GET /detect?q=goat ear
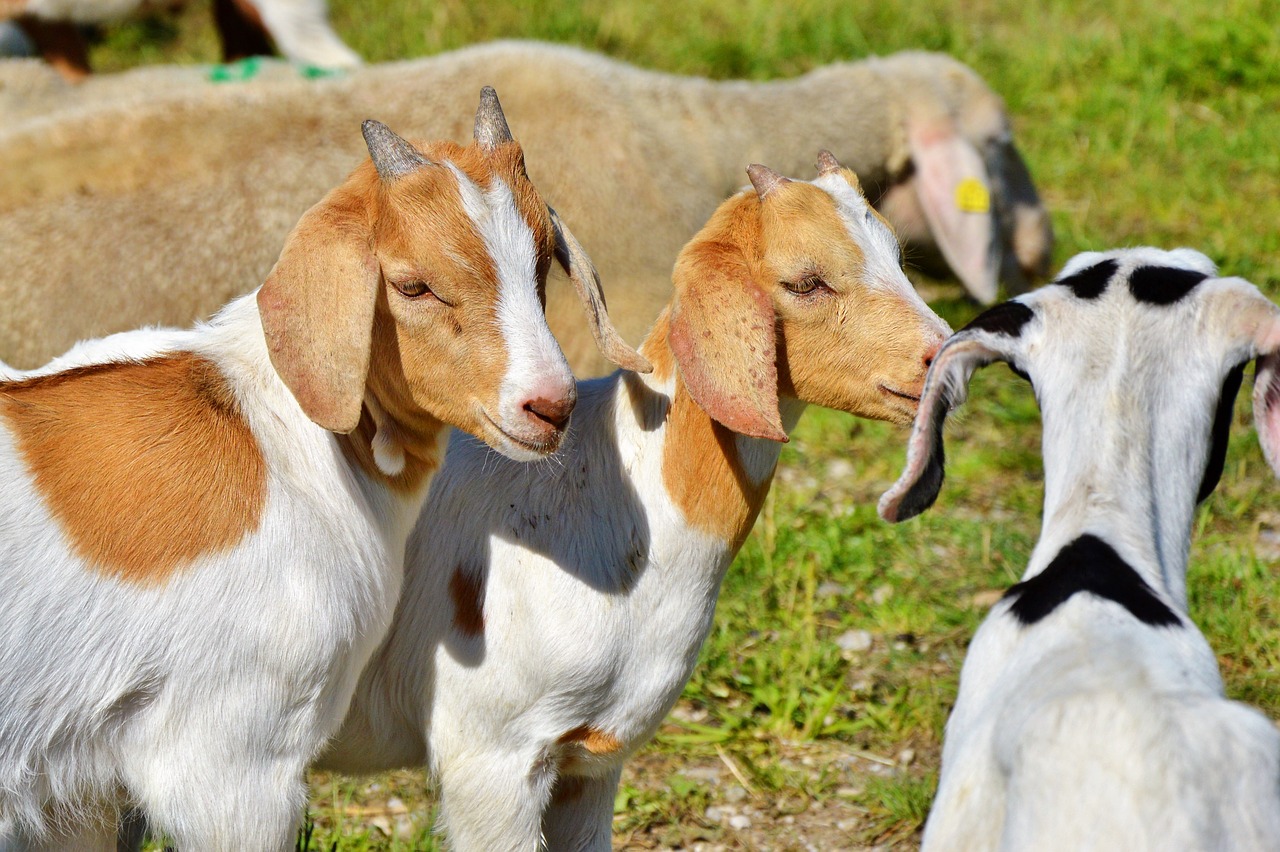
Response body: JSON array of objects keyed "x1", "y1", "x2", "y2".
[
  {"x1": 1255, "y1": 325, "x2": 1280, "y2": 478},
  {"x1": 258, "y1": 189, "x2": 379, "y2": 434},
  {"x1": 547, "y1": 205, "x2": 651, "y2": 374},
  {"x1": 907, "y1": 121, "x2": 1000, "y2": 304},
  {"x1": 668, "y1": 238, "x2": 786, "y2": 442},
  {"x1": 879, "y1": 302, "x2": 1033, "y2": 522}
]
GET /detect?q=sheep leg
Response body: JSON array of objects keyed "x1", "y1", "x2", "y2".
[
  {"x1": 541, "y1": 768, "x2": 623, "y2": 852},
  {"x1": 15, "y1": 17, "x2": 89, "y2": 82},
  {"x1": 212, "y1": 0, "x2": 274, "y2": 62},
  {"x1": 437, "y1": 752, "x2": 550, "y2": 852}
]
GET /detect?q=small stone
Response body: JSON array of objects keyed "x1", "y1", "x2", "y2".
[
  {"x1": 386, "y1": 796, "x2": 407, "y2": 814},
  {"x1": 683, "y1": 765, "x2": 723, "y2": 784},
  {"x1": 836, "y1": 629, "x2": 874, "y2": 653},
  {"x1": 897, "y1": 748, "x2": 916, "y2": 766},
  {"x1": 728, "y1": 814, "x2": 752, "y2": 830},
  {"x1": 369, "y1": 816, "x2": 392, "y2": 837},
  {"x1": 816, "y1": 581, "x2": 849, "y2": 597},
  {"x1": 724, "y1": 784, "x2": 748, "y2": 803},
  {"x1": 837, "y1": 818, "x2": 861, "y2": 831},
  {"x1": 826, "y1": 458, "x2": 855, "y2": 480},
  {"x1": 871, "y1": 584, "x2": 893, "y2": 605},
  {"x1": 704, "y1": 806, "x2": 724, "y2": 823},
  {"x1": 835, "y1": 785, "x2": 864, "y2": 798}
]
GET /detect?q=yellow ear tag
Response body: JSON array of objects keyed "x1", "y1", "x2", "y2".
[{"x1": 955, "y1": 178, "x2": 990, "y2": 214}]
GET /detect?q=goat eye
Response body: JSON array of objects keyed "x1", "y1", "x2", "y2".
[
  {"x1": 784, "y1": 275, "x2": 826, "y2": 296},
  {"x1": 393, "y1": 279, "x2": 433, "y2": 299}
]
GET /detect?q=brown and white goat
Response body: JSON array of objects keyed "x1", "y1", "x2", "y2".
[
  {"x1": 0, "y1": 90, "x2": 643, "y2": 851},
  {"x1": 317, "y1": 154, "x2": 950, "y2": 850}
]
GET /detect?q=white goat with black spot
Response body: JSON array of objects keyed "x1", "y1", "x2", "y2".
[{"x1": 880, "y1": 247, "x2": 1280, "y2": 851}]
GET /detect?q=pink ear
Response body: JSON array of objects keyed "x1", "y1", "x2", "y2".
[
  {"x1": 1256, "y1": 352, "x2": 1280, "y2": 477},
  {"x1": 668, "y1": 239, "x2": 786, "y2": 442},
  {"x1": 908, "y1": 122, "x2": 999, "y2": 304}
]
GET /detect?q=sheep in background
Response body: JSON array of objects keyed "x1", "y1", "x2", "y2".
[
  {"x1": 879, "y1": 248, "x2": 1280, "y2": 851},
  {"x1": 0, "y1": 91, "x2": 643, "y2": 851},
  {"x1": 0, "y1": 0, "x2": 359, "y2": 81},
  {"x1": 312, "y1": 154, "x2": 950, "y2": 850},
  {"x1": 0, "y1": 40, "x2": 1052, "y2": 374}
]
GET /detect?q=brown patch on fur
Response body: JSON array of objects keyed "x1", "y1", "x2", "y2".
[
  {"x1": 214, "y1": 0, "x2": 274, "y2": 62},
  {"x1": 449, "y1": 564, "x2": 485, "y2": 637},
  {"x1": 558, "y1": 725, "x2": 624, "y2": 756},
  {"x1": 661, "y1": 379, "x2": 774, "y2": 546},
  {"x1": 17, "y1": 16, "x2": 90, "y2": 82},
  {"x1": 0, "y1": 353, "x2": 267, "y2": 583}
]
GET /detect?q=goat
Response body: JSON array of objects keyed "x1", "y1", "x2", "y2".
[
  {"x1": 312, "y1": 153, "x2": 951, "y2": 850},
  {"x1": 1, "y1": 0, "x2": 359, "y2": 81},
  {"x1": 0, "y1": 40, "x2": 1051, "y2": 374},
  {"x1": 879, "y1": 248, "x2": 1280, "y2": 851},
  {"x1": 0, "y1": 89, "x2": 644, "y2": 851}
]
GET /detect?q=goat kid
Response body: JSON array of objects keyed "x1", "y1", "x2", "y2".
[
  {"x1": 880, "y1": 248, "x2": 1280, "y2": 851},
  {"x1": 0, "y1": 90, "x2": 644, "y2": 851},
  {"x1": 317, "y1": 154, "x2": 950, "y2": 850}
]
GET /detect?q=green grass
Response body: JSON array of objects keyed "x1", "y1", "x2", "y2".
[{"x1": 86, "y1": 0, "x2": 1280, "y2": 846}]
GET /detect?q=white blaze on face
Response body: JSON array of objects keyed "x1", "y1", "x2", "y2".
[
  {"x1": 813, "y1": 174, "x2": 950, "y2": 337},
  {"x1": 447, "y1": 164, "x2": 574, "y2": 441}
]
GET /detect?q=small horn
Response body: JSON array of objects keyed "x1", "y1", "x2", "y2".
[
  {"x1": 362, "y1": 120, "x2": 429, "y2": 181},
  {"x1": 747, "y1": 164, "x2": 790, "y2": 200},
  {"x1": 474, "y1": 86, "x2": 514, "y2": 151},
  {"x1": 816, "y1": 149, "x2": 843, "y2": 176}
]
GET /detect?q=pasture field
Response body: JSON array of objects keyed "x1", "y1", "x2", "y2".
[{"x1": 88, "y1": 0, "x2": 1280, "y2": 847}]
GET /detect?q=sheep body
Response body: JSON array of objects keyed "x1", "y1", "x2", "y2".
[
  {"x1": 0, "y1": 40, "x2": 1050, "y2": 373},
  {"x1": 880, "y1": 248, "x2": 1280, "y2": 851}
]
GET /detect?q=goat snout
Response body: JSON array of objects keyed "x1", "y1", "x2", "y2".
[{"x1": 522, "y1": 390, "x2": 576, "y2": 431}]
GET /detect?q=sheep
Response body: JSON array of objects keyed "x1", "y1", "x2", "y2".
[
  {"x1": 302, "y1": 153, "x2": 952, "y2": 850},
  {"x1": 0, "y1": 40, "x2": 1051, "y2": 375},
  {"x1": 878, "y1": 248, "x2": 1280, "y2": 851},
  {"x1": 0, "y1": 89, "x2": 645, "y2": 851},
  {"x1": 1, "y1": 0, "x2": 360, "y2": 81}
]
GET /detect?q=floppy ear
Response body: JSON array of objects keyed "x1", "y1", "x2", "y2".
[
  {"x1": 258, "y1": 188, "x2": 379, "y2": 434},
  {"x1": 879, "y1": 301, "x2": 1033, "y2": 522},
  {"x1": 1254, "y1": 321, "x2": 1280, "y2": 477},
  {"x1": 547, "y1": 205, "x2": 652, "y2": 374},
  {"x1": 907, "y1": 120, "x2": 1000, "y2": 304},
  {"x1": 668, "y1": 236, "x2": 786, "y2": 442}
]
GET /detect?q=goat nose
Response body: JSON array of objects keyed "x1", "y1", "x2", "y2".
[
  {"x1": 523, "y1": 392, "x2": 576, "y2": 430},
  {"x1": 923, "y1": 340, "x2": 944, "y2": 369}
]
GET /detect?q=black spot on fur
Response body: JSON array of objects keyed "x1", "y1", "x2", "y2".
[
  {"x1": 894, "y1": 389, "x2": 950, "y2": 521},
  {"x1": 961, "y1": 301, "x2": 1034, "y2": 338},
  {"x1": 1128, "y1": 266, "x2": 1209, "y2": 305},
  {"x1": 1056, "y1": 259, "x2": 1119, "y2": 300},
  {"x1": 1003, "y1": 535, "x2": 1181, "y2": 628},
  {"x1": 1197, "y1": 362, "x2": 1246, "y2": 502}
]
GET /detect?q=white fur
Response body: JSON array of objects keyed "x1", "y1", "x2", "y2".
[
  {"x1": 317, "y1": 178, "x2": 950, "y2": 850},
  {"x1": 0, "y1": 149, "x2": 569, "y2": 851},
  {"x1": 889, "y1": 248, "x2": 1280, "y2": 851}
]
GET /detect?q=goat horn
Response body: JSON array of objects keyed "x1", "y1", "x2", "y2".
[
  {"x1": 816, "y1": 149, "x2": 843, "y2": 176},
  {"x1": 747, "y1": 164, "x2": 790, "y2": 199},
  {"x1": 474, "y1": 86, "x2": 514, "y2": 151},
  {"x1": 361, "y1": 120, "x2": 429, "y2": 181}
]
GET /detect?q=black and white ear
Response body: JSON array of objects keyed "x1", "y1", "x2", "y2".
[
  {"x1": 1208, "y1": 278, "x2": 1280, "y2": 480},
  {"x1": 878, "y1": 301, "x2": 1034, "y2": 522}
]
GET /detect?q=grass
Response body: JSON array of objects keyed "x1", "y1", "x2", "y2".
[{"x1": 87, "y1": 0, "x2": 1280, "y2": 846}]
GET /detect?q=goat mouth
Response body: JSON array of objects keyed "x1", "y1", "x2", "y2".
[
  {"x1": 480, "y1": 410, "x2": 562, "y2": 460},
  {"x1": 879, "y1": 384, "x2": 922, "y2": 404}
]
